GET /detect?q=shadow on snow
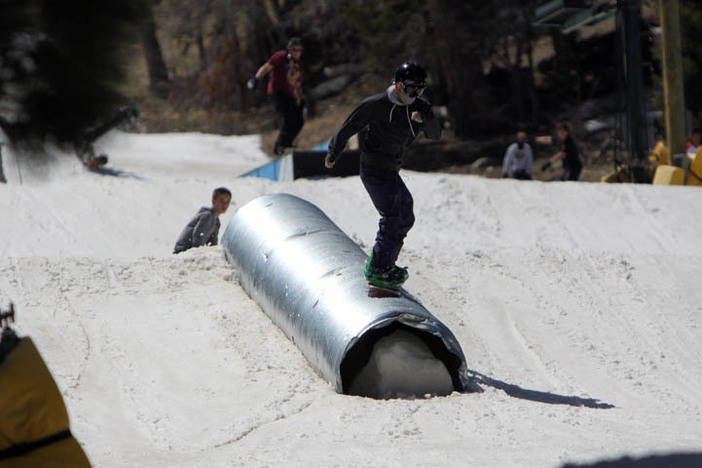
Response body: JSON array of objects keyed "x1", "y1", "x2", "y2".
[
  {"x1": 468, "y1": 369, "x2": 615, "y2": 409},
  {"x1": 561, "y1": 452, "x2": 702, "y2": 467}
]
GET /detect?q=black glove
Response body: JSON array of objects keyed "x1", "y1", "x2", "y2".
[
  {"x1": 324, "y1": 153, "x2": 336, "y2": 169},
  {"x1": 247, "y1": 77, "x2": 258, "y2": 91},
  {"x1": 541, "y1": 161, "x2": 552, "y2": 171}
]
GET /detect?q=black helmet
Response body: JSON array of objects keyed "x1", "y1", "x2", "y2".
[
  {"x1": 287, "y1": 37, "x2": 302, "y2": 49},
  {"x1": 394, "y1": 61, "x2": 427, "y2": 83}
]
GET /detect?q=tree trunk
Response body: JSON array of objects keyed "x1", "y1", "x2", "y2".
[
  {"x1": 428, "y1": 0, "x2": 491, "y2": 138},
  {"x1": 526, "y1": 39, "x2": 540, "y2": 126},
  {"x1": 658, "y1": 0, "x2": 687, "y2": 157},
  {"x1": 510, "y1": 38, "x2": 525, "y2": 124},
  {"x1": 197, "y1": 27, "x2": 206, "y2": 70},
  {"x1": 141, "y1": 1, "x2": 171, "y2": 98}
]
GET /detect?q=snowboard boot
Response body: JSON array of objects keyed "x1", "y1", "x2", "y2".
[
  {"x1": 389, "y1": 264, "x2": 408, "y2": 283},
  {"x1": 364, "y1": 251, "x2": 408, "y2": 290},
  {"x1": 274, "y1": 143, "x2": 297, "y2": 156}
]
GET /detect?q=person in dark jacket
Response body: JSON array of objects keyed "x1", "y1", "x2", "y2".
[
  {"x1": 249, "y1": 37, "x2": 304, "y2": 156},
  {"x1": 536, "y1": 123, "x2": 583, "y2": 181},
  {"x1": 173, "y1": 187, "x2": 231, "y2": 254},
  {"x1": 325, "y1": 62, "x2": 441, "y2": 290}
]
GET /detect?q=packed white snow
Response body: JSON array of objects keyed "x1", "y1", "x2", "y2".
[
  {"x1": 348, "y1": 329, "x2": 454, "y2": 399},
  {"x1": 1, "y1": 129, "x2": 702, "y2": 468}
]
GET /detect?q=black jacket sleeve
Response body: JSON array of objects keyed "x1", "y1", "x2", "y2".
[
  {"x1": 327, "y1": 99, "x2": 374, "y2": 163},
  {"x1": 415, "y1": 99, "x2": 441, "y2": 140}
]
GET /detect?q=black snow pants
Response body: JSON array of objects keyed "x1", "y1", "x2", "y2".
[
  {"x1": 271, "y1": 91, "x2": 304, "y2": 149},
  {"x1": 360, "y1": 163, "x2": 415, "y2": 271}
]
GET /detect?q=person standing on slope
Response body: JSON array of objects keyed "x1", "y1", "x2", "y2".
[
  {"x1": 536, "y1": 123, "x2": 583, "y2": 181},
  {"x1": 249, "y1": 37, "x2": 305, "y2": 156},
  {"x1": 324, "y1": 61, "x2": 441, "y2": 291}
]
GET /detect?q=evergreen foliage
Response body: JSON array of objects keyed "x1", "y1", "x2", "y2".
[
  {"x1": 0, "y1": 0, "x2": 143, "y2": 147},
  {"x1": 341, "y1": 0, "x2": 432, "y2": 74},
  {"x1": 3, "y1": 0, "x2": 702, "y2": 145},
  {"x1": 680, "y1": 0, "x2": 702, "y2": 126}
]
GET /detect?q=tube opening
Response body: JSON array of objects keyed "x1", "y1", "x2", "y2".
[{"x1": 340, "y1": 322, "x2": 464, "y2": 399}]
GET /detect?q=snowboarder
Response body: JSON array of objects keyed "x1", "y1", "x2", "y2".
[
  {"x1": 324, "y1": 61, "x2": 441, "y2": 290},
  {"x1": 248, "y1": 37, "x2": 305, "y2": 156},
  {"x1": 75, "y1": 105, "x2": 139, "y2": 170}
]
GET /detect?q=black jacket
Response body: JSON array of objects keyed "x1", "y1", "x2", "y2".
[
  {"x1": 327, "y1": 87, "x2": 441, "y2": 172},
  {"x1": 561, "y1": 134, "x2": 582, "y2": 170}
]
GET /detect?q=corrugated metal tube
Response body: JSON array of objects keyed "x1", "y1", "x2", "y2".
[{"x1": 221, "y1": 193, "x2": 476, "y2": 396}]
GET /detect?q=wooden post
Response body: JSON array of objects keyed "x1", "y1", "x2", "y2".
[{"x1": 658, "y1": 0, "x2": 687, "y2": 158}]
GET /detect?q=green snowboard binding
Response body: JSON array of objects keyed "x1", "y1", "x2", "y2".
[{"x1": 364, "y1": 251, "x2": 408, "y2": 291}]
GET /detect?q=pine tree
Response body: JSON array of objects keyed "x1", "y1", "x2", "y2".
[{"x1": 0, "y1": 0, "x2": 142, "y2": 148}]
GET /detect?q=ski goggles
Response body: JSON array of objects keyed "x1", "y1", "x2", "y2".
[{"x1": 402, "y1": 81, "x2": 426, "y2": 97}]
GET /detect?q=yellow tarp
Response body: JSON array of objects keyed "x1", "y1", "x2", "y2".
[
  {"x1": 652, "y1": 165, "x2": 685, "y2": 185},
  {"x1": 649, "y1": 141, "x2": 670, "y2": 167},
  {"x1": 0, "y1": 337, "x2": 91, "y2": 467},
  {"x1": 687, "y1": 150, "x2": 702, "y2": 186}
]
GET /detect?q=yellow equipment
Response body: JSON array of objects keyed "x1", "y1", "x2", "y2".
[
  {"x1": 0, "y1": 305, "x2": 91, "y2": 467},
  {"x1": 687, "y1": 149, "x2": 702, "y2": 186},
  {"x1": 652, "y1": 165, "x2": 685, "y2": 185}
]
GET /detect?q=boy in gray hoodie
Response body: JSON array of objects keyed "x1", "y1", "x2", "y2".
[{"x1": 173, "y1": 187, "x2": 231, "y2": 254}]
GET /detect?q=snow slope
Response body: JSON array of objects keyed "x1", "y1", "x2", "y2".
[{"x1": 1, "y1": 131, "x2": 701, "y2": 467}]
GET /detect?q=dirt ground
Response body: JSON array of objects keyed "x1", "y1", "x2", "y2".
[{"x1": 133, "y1": 76, "x2": 619, "y2": 184}]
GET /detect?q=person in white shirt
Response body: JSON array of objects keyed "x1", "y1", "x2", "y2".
[{"x1": 502, "y1": 131, "x2": 534, "y2": 180}]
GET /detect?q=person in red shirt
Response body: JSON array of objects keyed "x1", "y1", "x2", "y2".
[{"x1": 249, "y1": 37, "x2": 305, "y2": 156}]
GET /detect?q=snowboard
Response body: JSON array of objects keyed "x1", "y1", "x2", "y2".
[{"x1": 366, "y1": 284, "x2": 402, "y2": 298}]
